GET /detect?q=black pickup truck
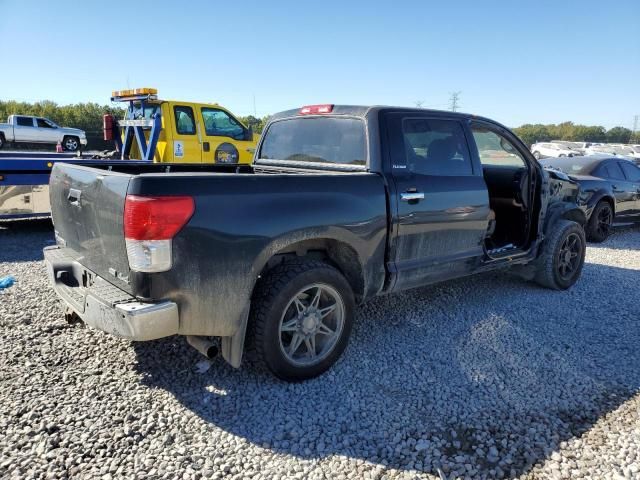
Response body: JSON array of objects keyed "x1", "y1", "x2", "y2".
[{"x1": 44, "y1": 105, "x2": 587, "y2": 380}]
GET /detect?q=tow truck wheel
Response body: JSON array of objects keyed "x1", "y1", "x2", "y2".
[
  {"x1": 535, "y1": 220, "x2": 586, "y2": 290},
  {"x1": 250, "y1": 260, "x2": 355, "y2": 381},
  {"x1": 63, "y1": 136, "x2": 80, "y2": 152},
  {"x1": 0, "y1": 133, "x2": 5, "y2": 149}
]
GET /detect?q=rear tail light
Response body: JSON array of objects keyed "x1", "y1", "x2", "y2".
[
  {"x1": 299, "y1": 104, "x2": 334, "y2": 115},
  {"x1": 124, "y1": 195, "x2": 194, "y2": 272}
]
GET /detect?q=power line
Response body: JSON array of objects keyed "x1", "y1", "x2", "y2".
[{"x1": 449, "y1": 91, "x2": 461, "y2": 112}]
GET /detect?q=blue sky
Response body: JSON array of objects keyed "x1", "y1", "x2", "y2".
[{"x1": 1, "y1": 0, "x2": 638, "y2": 128}]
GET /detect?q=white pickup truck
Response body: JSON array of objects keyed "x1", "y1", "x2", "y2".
[{"x1": 0, "y1": 115, "x2": 87, "y2": 151}]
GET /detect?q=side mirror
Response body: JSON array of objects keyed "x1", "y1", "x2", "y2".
[{"x1": 244, "y1": 126, "x2": 254, "y2": 141}]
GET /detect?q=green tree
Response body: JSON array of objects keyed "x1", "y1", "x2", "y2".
[{"x1": 606, "y1": 126, "x2": 632, "y2": 144}]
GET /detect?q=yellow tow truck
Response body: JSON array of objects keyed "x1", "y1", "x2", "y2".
[{"x1": 108, "y1": 88, "x2": 257, "y2": 164}]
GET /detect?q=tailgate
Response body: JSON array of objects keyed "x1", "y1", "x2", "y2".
[{"x1": 50, "y1": 163, "x2": 133, "y2": 292}]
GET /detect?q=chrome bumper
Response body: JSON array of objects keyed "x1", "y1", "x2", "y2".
[{"x1": 44, "y1": 246, "x2": 179, "y2": 340}]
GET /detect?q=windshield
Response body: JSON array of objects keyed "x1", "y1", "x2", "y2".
[{"x1": 259, "y1": 117, "x2": 366, "y2": 167}]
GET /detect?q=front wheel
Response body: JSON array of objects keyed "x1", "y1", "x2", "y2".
[
  {"x1": 533, "y1": 151, "x2": 541, "y2": 160},
  {"x1": 535, "y1": 220, "x2": 586, "y2": 290},
  {"x1": 0, "y1": 134, "x2": 5, "y2": 149},
  {"x1": 62, "y1": 136, "x2": 80, "y2": 152},
  {"x1": 586, "y1": 200, "x2": 613, "y2": 243},
  {"x1": 250, "y1": 260, "x2": 355, "y2": 381}
]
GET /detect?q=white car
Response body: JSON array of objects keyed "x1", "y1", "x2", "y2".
[
  {"x1": 586, "y1": 144, "x2": 640, "y2": 159},
  {"x1": 0, "y1": 115, "x2": 87, "y2": 151},
  {"x1": 531, "y1": 142, "x2": 579, "y2": 159}
]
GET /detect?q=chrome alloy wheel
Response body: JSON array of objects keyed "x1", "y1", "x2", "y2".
[{"x1": 278, "y1": 283, "x2": 345, "y2": 367}]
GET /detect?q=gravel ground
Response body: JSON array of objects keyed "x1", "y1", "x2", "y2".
[{"x1": 1, "y1": 219, "x2": 639, "y2": 480}]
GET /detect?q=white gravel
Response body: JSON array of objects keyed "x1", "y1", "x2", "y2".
[{"x1": 1, "y1": 219, "x2": 639, "y2": 480}]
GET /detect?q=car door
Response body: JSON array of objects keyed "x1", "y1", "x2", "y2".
[
  {"x1": 198, "y1": 107, "x2": 254, "y2": 164},
  {"x1": 605, "y1": 161, "x2": 636, "y2": 217},
  {"x1": 385, "y1": 113, "x2": 491, "y2": 291},
  {"x1": 35, "y1": 118, "x2": 59, "y2": 143},
  {"x1": 13, "y1": 116, "x2": 36, "y2": 142},
  {"x1": 618, "y1": 161, "x2": 640, "y2": 215},
  {"x1": 170, "y1": 104, "x2": 202, "y2": 163}
]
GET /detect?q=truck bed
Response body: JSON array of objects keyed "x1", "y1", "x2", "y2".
[{"x1": 48, "y1": 162, "x2": 388, "y2": 347}]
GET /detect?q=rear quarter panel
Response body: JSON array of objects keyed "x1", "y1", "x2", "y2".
[{"x1": 128, "y1": 172, "x2": 388, "y2": 337}]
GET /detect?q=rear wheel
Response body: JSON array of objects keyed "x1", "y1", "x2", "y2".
[
  {"x1": 250, "y1": 260, "x2": 355, "y2": 381},
  {"x1": 535, "y1": 220, "x2": 586, "y2": 290},
  {"x1": 586, "y1": 200, "x2": 613, "y2": 243},
  {"x1": 63, "y1": 136, "x2": 80, "y2": 151}
]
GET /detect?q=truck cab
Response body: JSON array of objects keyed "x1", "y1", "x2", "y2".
[{"x1": 111, "y1": 88, "x2": 258, "y2": 164}]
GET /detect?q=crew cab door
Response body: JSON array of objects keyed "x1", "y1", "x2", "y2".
[
  {"x1": 13, "y1": 116, "x2": 37, "y2": 141},
  {"x1": 384, "y1": 113, "x2": 491, "y2": 291},
  {"x1": 169, "y1": 104, "x2": 202, "y2": 163},
  {"x1": 35, "y1": 118, "x2": 59, "y2": 143},
  {"x1": 198, "y1": 107, "x2": 254, "y2": 164}
]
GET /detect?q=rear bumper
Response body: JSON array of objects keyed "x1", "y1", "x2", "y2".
[{"x1": 43, "y1": 246, "x2": 178, "y2": 340}]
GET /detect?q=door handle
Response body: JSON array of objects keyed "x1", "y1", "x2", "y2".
[
  {"x1": 400, "y1": 192, "x2": 425, "y2": 202},
  {"x1": 203, "y1": 142, "x2": 210, "y2": 152}
]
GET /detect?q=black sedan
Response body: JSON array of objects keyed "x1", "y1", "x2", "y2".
[{"x1": 540, "y1": 155, "x2": 640, "y2": 242}]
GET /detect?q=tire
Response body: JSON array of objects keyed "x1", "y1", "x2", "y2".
[
  {"x1": 250, "y1": 260, "x2": 355, "y2": 381},
  {"x1": 586, "y1": 200, "x2": 613, "y2": 243},
  {"x1": 534, "y1": 219, "x2": 586, "y2": 290},
  {"x1": 62, "y1": 136, "x2": 80, "y2": 152},
  {"x1": 559, "y1": 154, "x2": 566, "y2": 157},
  {"x1": 0, "y1": 134, "x2": 5, "y2": 149},
  {"x1": 533, "y1": 151, "x2": 541, "y2": 160}
]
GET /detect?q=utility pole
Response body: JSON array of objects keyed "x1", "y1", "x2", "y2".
[
  {"x1": 253, "y1": 94, "x2": 257, "y2": 117},
  {"x1": 449, "y1": 91, "x2": 461, "y2": 112},
  {"x1": 632, "y1": 115, "x2": 639, "y2": 143}
]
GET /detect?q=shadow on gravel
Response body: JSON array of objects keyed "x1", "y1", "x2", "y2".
[
  {"x1": 133, "y1": 260, "x2": 640, "y2": 479},
  {"x1": 0, "y1": 218, "x2": 54, "y2": 262}
]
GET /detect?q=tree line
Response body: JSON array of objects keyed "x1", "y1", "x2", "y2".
[
  {"x1": 512, "y1": 122, "x2": 637, "y2": 147},
  {"x1": 1, "y1": 100, "x2": 636, "y2": 150}
]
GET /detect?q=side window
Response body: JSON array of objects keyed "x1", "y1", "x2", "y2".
[
  {"x1": 471, "y1": 127, "x2": 527, "y2": 167},
  {"x1": 36, "y1": 118, "x2": 53, "y2": 128},
  {"x1": 605, "y1": 162, "x2": 626, "y2": 181},
  {"x1": 173, "y1": 106, "x2": 196, "y2": 135},
  {"x1": 16, "y1": 117, "x2": 34, "y2": 127},
  {"x1": 619, "y1": 162, "x2": 640, "y2": 182},
  {"x1": 402, "y1": 118, "x2": 472, "y2": 175},
  {"x1": 201, "y1": 108, "x2": 245, "y2": 139}
]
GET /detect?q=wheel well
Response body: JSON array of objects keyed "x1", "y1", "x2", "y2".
[
  {"x1": 597, "y1": 196, "x2": 615, "y2": 215},
  {"x1": 259, "y1": 239, "x2": 365, "y2": 300},
  {"x1": 561, "y1": 208, "x2": 586, "y2": 226}
]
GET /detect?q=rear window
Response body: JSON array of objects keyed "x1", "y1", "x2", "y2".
[{"x1": 258, "y1": 117, "x2": 366, "y2": 167}]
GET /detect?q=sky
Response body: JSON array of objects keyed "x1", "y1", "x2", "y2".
[{"x1": 1, "y1": 0, "x2": 639, "y2": 129}]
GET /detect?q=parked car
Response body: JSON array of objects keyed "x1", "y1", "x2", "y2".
[
  {"x1": 585, "y1": 144, "x2": 640, "y2": 159},
  {"x1": 540, "y1": 155, "x2": 640, "y2": 242},
  {"x1": 44, "y1": 105, "x2": 587, "y2": 381},
  {"x1": 551, "y1": 140, "x2": 590, "y2": 155},
  {"x1": 0, "y1": 115, "x2": 87, "y2": 151},
  {"x1": 531, "y1": 142, "x2": 579, "y2": 159}
]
